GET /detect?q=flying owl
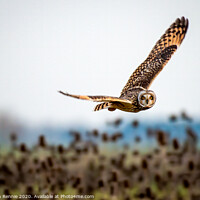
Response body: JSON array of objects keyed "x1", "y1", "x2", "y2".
[{"x1": 59, "y1": 17, "x2": 188, "y2": 113}]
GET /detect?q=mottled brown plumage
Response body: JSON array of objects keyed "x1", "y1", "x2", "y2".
[
  {"x1": 59, "y1": 17, "x2": 188, "y2": 113},
  {"x1": 121, "y1": 17, "x2": 188, "y2": 93}
]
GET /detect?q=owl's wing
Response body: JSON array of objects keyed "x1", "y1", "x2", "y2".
[
  {"x1": 121, "y1": 17, "x2": 188, "y2": 95},
  {"x1": 59, "y1": 91, "x2": 132, "y2": 104}
]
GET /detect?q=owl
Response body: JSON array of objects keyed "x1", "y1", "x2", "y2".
[{"x1": 59, "y1": 17, "x2": 188, "y2": 113}]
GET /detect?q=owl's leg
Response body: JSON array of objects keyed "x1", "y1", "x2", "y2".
[
  {"x1": 94, "y1": 103, "x2": 117, "y2": 112},
  {"x1": 108, "y1": 108, "x2": 116, "y2": 111}
]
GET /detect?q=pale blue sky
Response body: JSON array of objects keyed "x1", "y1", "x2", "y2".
[{"x1": 0, "y1": 0, "x2": 200, "y2": 125}]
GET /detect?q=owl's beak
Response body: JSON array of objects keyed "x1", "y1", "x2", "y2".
[{"x1": 146, "y1": 99, "x2": 149, "y2": 104}]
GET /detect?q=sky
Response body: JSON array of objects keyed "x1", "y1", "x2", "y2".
[{"x1": 0, "y1": 0, "x2": 200, "y2": 126}]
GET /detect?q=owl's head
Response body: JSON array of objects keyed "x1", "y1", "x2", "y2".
[{"x1": 138, "y1": 90, "x2": 156, "y2": 108}]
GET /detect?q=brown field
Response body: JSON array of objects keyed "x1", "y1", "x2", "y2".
[{"x1": 0, "y1": 115, "x2": 200, "y2": 200}]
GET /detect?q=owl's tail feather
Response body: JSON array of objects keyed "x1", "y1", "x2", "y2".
[{"x1": 94, "y1": 103, "x2": 116, "y2": 112}]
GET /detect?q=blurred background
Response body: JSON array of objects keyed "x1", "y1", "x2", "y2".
[
  {"x1": 0, "y1": 0, "x2": 200, "y2": 199},
  {"x1": 0, "y1": 0, "x2": 200, "y2": 125}
]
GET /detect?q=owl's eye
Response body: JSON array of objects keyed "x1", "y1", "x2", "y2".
[
  {"x1": 141, "y1": 96, "x2": 145, "y2": 100},
  {"x1": 150, "y1": 96, "x2": 154, "y2": 100}
]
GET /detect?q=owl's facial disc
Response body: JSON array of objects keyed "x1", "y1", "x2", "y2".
[{"x1": 138, "y1": 90, "x2": 156, "y2": 108}]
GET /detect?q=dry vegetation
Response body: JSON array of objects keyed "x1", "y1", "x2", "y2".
[{"x1": 0, "y1": 113, "x2": 199, "y2": 200}]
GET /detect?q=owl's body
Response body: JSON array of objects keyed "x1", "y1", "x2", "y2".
[
  {"x1": 107, "y1": 87, "x2": 153, "y2": 113},
  {"x1": 94, "y1": 87, "x2": 147, "y2": 113},
  {"x1": 59, "y1": 17, "x2": 188, "y2": 113}
]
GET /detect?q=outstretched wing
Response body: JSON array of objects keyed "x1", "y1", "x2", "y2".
[
  {"x1": 59, "y1": 91, "x2": 132, "y2": 104},
  {"x1": 121, "y1": 17, "x2": 188, "y2": 95}
]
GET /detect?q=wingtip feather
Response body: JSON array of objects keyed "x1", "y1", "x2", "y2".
[{"x1": 58, "y1": 90, "x2": 68, "y2": 96}]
